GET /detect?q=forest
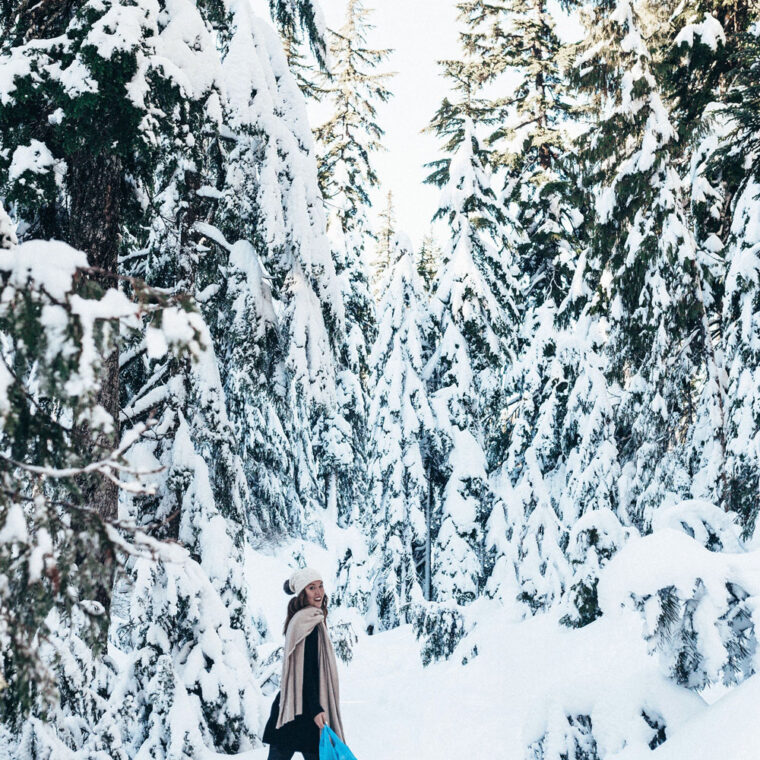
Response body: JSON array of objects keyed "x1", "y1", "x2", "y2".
[{"x1": 0, "y1": 0, "x2": 759, "y2": 758}]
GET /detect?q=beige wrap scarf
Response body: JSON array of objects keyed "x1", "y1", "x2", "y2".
[{"x1": 276, "y1": 606, "x2": 345, "y2": 742}]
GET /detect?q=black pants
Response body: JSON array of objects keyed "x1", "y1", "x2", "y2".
[{"x1": 266, "y1": 745, "x2": 318, "y2": 760}]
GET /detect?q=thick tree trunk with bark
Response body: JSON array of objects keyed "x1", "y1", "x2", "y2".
[
  {"x1": 69, "y1": 152, "x2": 123, "y2": 523},
  {"x1": 67, "y1": 152, "x2": 123, "y2": 617}
]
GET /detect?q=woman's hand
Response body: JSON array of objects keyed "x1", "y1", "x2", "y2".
[{"x1": 313, "y1": 711, "x2": 327, "y2": 729}]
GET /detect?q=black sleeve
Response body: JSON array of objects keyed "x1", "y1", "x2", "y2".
[{"x1": 302, "y1": 626, "x2": 324, "y2": 719}]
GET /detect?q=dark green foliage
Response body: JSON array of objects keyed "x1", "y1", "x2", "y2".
[
  {"x1": 560, "y1": 578, "x2": 601, "y2": 629},
  {"x1": 721, "y1": 28, "x2": 760, "y2": 185},
  {"x1": 0, "y1": 232, "x2": 200, "y2": 723},
  {"x1": 269, "y1": 0, "x2": 327, "y2": 66},
  {"x1": 528, "y1": 713, "x2": 599, "y2": 760},
  {"x1": 664, "y1": 0, "x2": 753, "y2": 148},
  {"x1": 642, "y1": 710, "x2": 667, "y2": 750},
  {"x1": 0, "y1": 1, "x2": 158, "y2": 245},
  {"x1": 413, "y1": 602, "x2": 467, "y2": 666}
]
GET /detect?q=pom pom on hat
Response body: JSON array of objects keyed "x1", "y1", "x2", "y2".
[{"x1": 284, "y1": 567, "x2": 323, "y2": 597}]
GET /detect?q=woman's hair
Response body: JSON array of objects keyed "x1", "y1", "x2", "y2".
[{"x1": 283, "y1": 585, "x2": 329, "y2": 635}]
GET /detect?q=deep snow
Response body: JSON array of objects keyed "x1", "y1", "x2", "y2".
[{"x1": 198, "y1": 527, "x2": 760, "y2": 760}]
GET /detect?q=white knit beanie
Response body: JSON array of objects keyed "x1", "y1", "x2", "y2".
[{"x1": 285, "y1": 567, "x2": 323, "y2": 597}]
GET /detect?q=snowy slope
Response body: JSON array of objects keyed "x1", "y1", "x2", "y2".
[
  {"x1": 224, "y1": 535, "x2": 716, "y2": 760},
  {"x1": 616, "y1": 675, "x2": 760, "y2": 760}
]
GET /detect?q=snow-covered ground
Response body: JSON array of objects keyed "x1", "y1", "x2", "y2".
[
  {"x1": 335, "y1": 611, "x2": 701, "y2": 760},
  {"x1": 196, "y1": 529, "x2": 760, "y2": 760},
  {"x1": 618, "y1": 674, "x2": 760, "y2": 760}
]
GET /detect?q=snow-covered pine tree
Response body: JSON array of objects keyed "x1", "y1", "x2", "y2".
[
  {"x1": 0, "y1": 0, "x2": 351, "y2": 753},
  {"x1": 0, "y1": 201, "x2": 203, "y2": 745},
  {"x1": 0, "y1": 2, "x2": 214, "y2": 732},
  {"x1": 0, "y1": 1, "x2": 268, "y2": 754},
  {"x1": 169, "y1": 0, "x2": 335, "y2": 542},
  {"x1": 315, "y1": 0, "x2": 392, "y2": 235},
  {"x1": 314, "y1": 0, "x2": 392, "y2": 529},
  {"x1": 660, "y1": 2, "x2": 756, "y2": 514},
  {"x1": 470, "y1": 0, "x2": 621, "y2": 616},
  {"x1": 371, "y1": 189, "x2": 397, "y2": 288},
  {"x1": 500, "y1": 305, "x2": 625, "y2": 619},
  {"x1": 366, "y1": 232, "x2": 438, "y2": 631},
  {"x1": 424, "y1": 57, "x2": 520, "y2": 609},
  {"x1": 664, "y1": 5, "x2": 760, "y2": 533},
  {"x1": 721, "y1": 19, "x2": 760, "y2": 536},
  {"x1": 114, "y1": 0, "x2": 354, "y2": 750},
  {"x1": 114, "y1": 4, "x2": 353, "y2": 752},
  {"x1": 417, "y1": 232, "x2": 441, "y2": 292},
  {"x1": 268, "y1": 0, "x2": 328, "y2": 67},
  {"x1": 490, "y1": 0, "x2": 576, "y2": 300},
  {"x1": 0, "y1": 0, "x2": 162, "y2": 531},
  {"x1": 572, "y1": 0, "x2": 719, "y2": 531}
]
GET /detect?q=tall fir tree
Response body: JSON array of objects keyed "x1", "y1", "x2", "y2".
[
  {"x1": 475, "y1": 0, "x2": 618, "y2": 614},
  {"x1": 0, "y1": 0, "x2": 353, "y2": 754},
  {"x1": 659, "y1": 1, "x2": 755, "y2": 515},
  {"x1": 371, "y1": 189, "x2": 397, "y2": 287},
  {"x1": 720, "y1": 17, "x2": 760, "y2": 535},
  {"x1": 424, "y1": 51, "x2": 521, "y2": 607},
  {"x1": 366, "y1": 232, "x2": 439, "y2": 630},
  {"x1": 572, "y1": 0, "x2": 720, "y2": 531},
  {"x1": 314, "y1": 0, "x2": 392, "y2": 529}
]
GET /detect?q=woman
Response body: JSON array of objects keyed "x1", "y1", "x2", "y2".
[{"x1": 262, "y1": 567, "x2": 346, "y2": 760}]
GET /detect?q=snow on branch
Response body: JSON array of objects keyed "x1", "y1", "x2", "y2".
[{"x1": 598, "y1": 516, "x2": 760, "y2": 689}]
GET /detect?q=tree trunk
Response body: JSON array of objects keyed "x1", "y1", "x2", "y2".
[
  {"x1": 69, "y1": 151, "x2": 123, "y2": 523},
  {"x1": 68, "y1": 151, "x2": 123, "y2": 614}
]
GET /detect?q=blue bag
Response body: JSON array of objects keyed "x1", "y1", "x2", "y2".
[{"x1": 319, "y1": 725, "x2": 359, "y2": 760}]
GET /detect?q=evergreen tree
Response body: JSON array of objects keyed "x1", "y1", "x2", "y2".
[
  {"x1": 372, "y1": 189, "x2": 397, "y2": 287},
  {"x1": 724, "y1": 185, "x2": 760, "y2": 536},
  {"x1": 105, "y1": 550, "x2": 262, "y2": 756},
  {"x1": 0, "y1": 0, "x2": 348, "y2": 753},
  {"x1": 366, "y1": 233, "x2": 438, "y2": 630},
  {"x1": 417, "y1": 232, "x2": 440, "y2": 291},
  {"x1": 314, "y1": 0, "x2": 392, "y2": 528},
  {"x1": 424, "y1": 52, "x2": 520, "y2": 606},
  {"x1": 491, "y1": 0, "x2": 578, "y2": 307},
  {"x1": 704, "y1": 11, "x2": 760, "y2": 533},
  {"x1": 0, "y1": 0, "x2": 205, "y2": 726},
  {"x1": 573, "y1": 0, "x2": 717, "y2": 530},
  {"x1": 315, "y1": 0, "x2": 392, "y2": 235},
  {"x1": 474, "y1": 0, "x2": 620, "y2": 614},
  {"x1": 0, "y1": 202, "x2": 202, "y2": 738},
  {"x1": 457, "y1": 0, "x2": 511, "y2": 88},
  {"x1": 0, "y1": 0, "x2": 162, "y2": 529},
  {"x1": 280, "y1": 23, "x2": 328, "y2": 101},
  {"x1": 501, "y1": 304, "x2": 624, "y2": 615},
  {"x1": 662, "y1": 1, "x2": 755, "y2": 514},
  {"x1": 268, "y1": 0, "x2": 328, "y2": 67}
]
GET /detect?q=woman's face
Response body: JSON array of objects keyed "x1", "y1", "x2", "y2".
[{"x1": 304, "y1": 580, "x2": 324, "y2": 608}]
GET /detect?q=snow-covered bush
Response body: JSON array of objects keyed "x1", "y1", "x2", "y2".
[
  {"x1": 107, "y1": 555, "x2": 263, "y2": 756},
  {"x1": 412, "y1": 601, "x2": 467, "y2": 666},
  {"x1": 599, "y1": 527, "x2": 760, "y2": 690},
  {"x1": 561, "y1": 508, "x2": 634, "y2": 628},
  {"x1": 527, "y1": 713, "x2": 598, "y2": 760}
]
